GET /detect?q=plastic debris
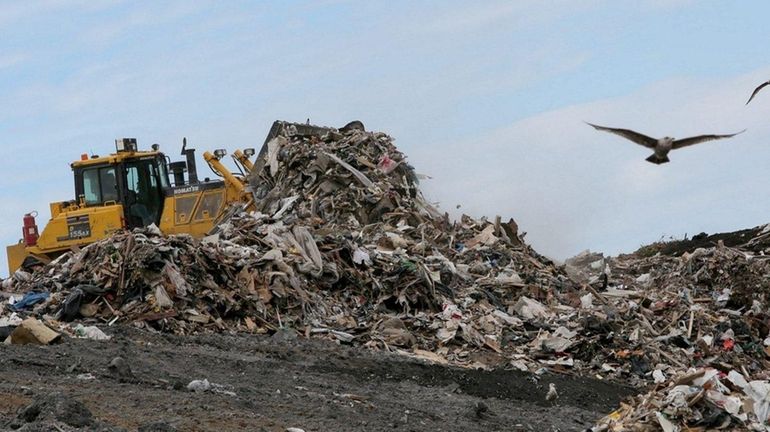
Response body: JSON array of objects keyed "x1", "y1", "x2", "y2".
[
  {"x1": 187, "y1": 379, "x2": 236, "y2": 396},
  {"x1": 74, "y1": 324, "x2": 111, "y2": 341},
  {"x1": 0, "y1": 312, "x2": 23, "y2": 327},
  {"x1": 187, "y1": 379, "x2": 211, "y2": 393},
  {"x1": 8, "y1": 291, "x2": 49, "y2": 311}
]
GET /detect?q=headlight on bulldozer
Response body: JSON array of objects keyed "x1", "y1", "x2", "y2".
[
  {"x1": 213, "y1": 149, "x2": 227, "y2": 160},
  {"x1": 243, "y1": 148, "x2": 255, "y2": 157}
]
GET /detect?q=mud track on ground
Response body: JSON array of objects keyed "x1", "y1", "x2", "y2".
[{"x1": 0, "y1": 327, "x2": 635, "y2": 431}]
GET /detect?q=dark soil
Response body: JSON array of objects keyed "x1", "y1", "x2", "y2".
[
  {"x1": 0, "y1": 326, "x2": 636, "y2": 431},
  {"x1": 630, "y1": 225, "x2": 768, "y2": 257}
]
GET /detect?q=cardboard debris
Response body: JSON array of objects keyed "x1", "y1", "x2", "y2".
[{"x1": 7, "y1": 318, "x2": 60, "y2": 345}]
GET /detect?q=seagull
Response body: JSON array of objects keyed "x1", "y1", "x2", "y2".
[
  {"x1": 546, "y1": 383, "x2": 558, "y2": 402},
  {"x1": 747, "y1": 80, "x2": 770, "y2": 105},
  {"x1": 586, "y1": 122, "x2": 745, "y2": 164}
]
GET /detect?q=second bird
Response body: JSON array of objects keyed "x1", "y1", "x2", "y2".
[{"x1": 586, "y1": 122, "x2": 745, "y2": 164}]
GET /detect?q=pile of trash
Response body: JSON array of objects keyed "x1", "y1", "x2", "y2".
[
  {"x1": 584, "y1": 236, "x2": 770, "y2": 432},
  {"x1": 1, "y1": 125, "x2": 576, "y2": 369},
  {"x1": 592, "y1": 367, "x2": 770, "y2": 431},
  {"x1": 4, "y1": 123, "x2": 770, "y2": 414},
  {"x1": 569, "y1": 234, "x2": 770, "y2": 429},
  {"x1": 5, "y1": 123, "x2": 770, "y2": 427},
  {"x1": 563, "y1": 239, "x2": 770, "y2": 386}
]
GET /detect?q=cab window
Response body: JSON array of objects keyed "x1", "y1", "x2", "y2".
[
  {"x1": 124, "y1": 159, "x2": 163, "y2": 227},
  {"x1": 157, "y1": 160, "x2": 170, "y2": 189},
  {"x1": 82, "y1": 166, "x2": 117, "y2": 205}
]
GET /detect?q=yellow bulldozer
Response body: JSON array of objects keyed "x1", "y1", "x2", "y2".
[{"x1": 6, "y1": 120, "x2": 354, "y2": 274}]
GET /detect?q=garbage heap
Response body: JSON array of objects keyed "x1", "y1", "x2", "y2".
[
  {"x1": 592, "y1": 367, "x2": 770, "y2": 431},
  {"x1": 6, "y1": 123, "x2": 770, "y2": 417},
  {"x1": 577, "y1": 235, "x2": 770, "y2": 430},
  {"x1": 2, "y1": 126, "x2": 577, "y2": 368}
]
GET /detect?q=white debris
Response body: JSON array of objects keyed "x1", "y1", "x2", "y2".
[
  {"x1": 655, "y1": 411, "x2": 679, "y2": 432},
  {"x1": 652, "y1": 369, "x2": 666, "y2": 384},
  {"x1": 512, "y1": 297, "x2": 550, "y2": 320},
  {"x1": 580, "y1": 293, "x2": 595, "y2": 309},
  {"x1": 0, "y1": 312, "x2": 23, "y2": 327},
  {"x1": 187, "y1": 379, "x2": 211, "y2": 392},
  {"x1": 635, "y1": 273, "x2": 651, "y2": 284},
  {"x1": 74, "y1": 324, "x2": 111, "y2": 341},
  {"x1": 352, "y1": 248, "x2": 371, "y2": 266}
]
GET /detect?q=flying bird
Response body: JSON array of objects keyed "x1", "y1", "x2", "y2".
[
  {"x1": 747, "y1": 80, "x2": 770, "y2": 105},
  {"x1": 586, "y1": 122, "x2": 745, "y2": 164}
]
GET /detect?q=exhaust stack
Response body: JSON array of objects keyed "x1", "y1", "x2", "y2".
[{"x1": 181, "y1": 137, "x2": 199, "y2": 184}]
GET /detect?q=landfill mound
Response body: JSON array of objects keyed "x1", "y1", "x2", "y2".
[
  {"x1": 3, "y1": 126, "x2": 576, "y2": 370},
  {"x1": 7, "y1": 125, "x2": 770, "y2": 430},
  {"x1": 591, "y1": 368, "x2": 770, "y2": 431},
  {"x1": 570, "y1": 233, "x2": 770, "y2": 430}
]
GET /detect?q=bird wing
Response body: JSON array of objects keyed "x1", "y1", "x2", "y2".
[
  {"x1": 671, "y1": 130, "x2": 745, "y2": 150},
  {"x1": 747, "y1": 80, "x2": 770, "y2": 105},
  {"x1": 585, "y1": 122, "x2": 658, "y2": 148}
]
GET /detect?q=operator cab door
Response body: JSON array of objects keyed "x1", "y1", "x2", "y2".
[{"x1": 120, "y1": 158, "x2": 168, "y2": 229}]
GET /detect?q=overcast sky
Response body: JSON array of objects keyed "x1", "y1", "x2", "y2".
[{"x1": 2, "y1": 1, "x2": 770, "y2": 276}]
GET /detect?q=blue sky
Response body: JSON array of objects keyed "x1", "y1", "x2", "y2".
[{"x1": 2, "y1": 1, "x2": 770, "y2": 276}]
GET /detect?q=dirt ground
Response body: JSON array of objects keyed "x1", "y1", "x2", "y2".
[{"x1": 0, "y1": 326, "x2": 636, "y2": 432}]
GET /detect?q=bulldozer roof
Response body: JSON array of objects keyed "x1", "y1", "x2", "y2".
[{"x1": 71, "y1": 149, "x2": 162, "y2": 168}]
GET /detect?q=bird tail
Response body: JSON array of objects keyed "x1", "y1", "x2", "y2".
[{"x1": 645, "y1": 154, "x2": 670, "y2": 164}]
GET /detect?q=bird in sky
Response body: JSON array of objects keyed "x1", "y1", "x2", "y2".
[
  {"x1": 586, "y1": 122, "x2": 745, "y2": 164},
  {"x1": 747, "y1": 80, "x2": 770, "y2": 105}
]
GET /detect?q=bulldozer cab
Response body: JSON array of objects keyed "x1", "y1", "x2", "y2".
[
  {"x1": 74, "y1": 152, "x2": 170, "y2": 229},
  {"x1": 122, "y1": 157, "x2": 169, "y2": 228}
]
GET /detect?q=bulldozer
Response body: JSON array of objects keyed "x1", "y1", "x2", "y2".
[{"x1": 5, "y1": 120, "x2": 357, "y2": 274}]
